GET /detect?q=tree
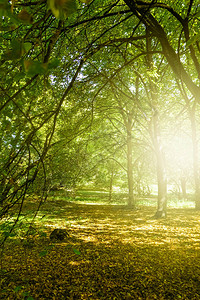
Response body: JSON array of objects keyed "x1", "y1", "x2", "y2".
[
  {"x1": 123, "y1": 0, "x2": 200, "y2": 209},
  {"x1": 1, "y1": 0, "x2": 200, "y2": 224},
  {"x1": 0, "y1": 0, "x2": 88, "y2": 221},
  {"x1": 145, "y1": 27, "x2": 167, "y2": 217}
]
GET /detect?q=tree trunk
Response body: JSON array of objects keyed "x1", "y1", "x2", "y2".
[
  {"x1": 108, "y1": 170, "x2": 114, "y2": 202},
  {"x1": 190, "y1": 109, "x2": 200, "y2": 209},
  {"x1": 152, "y1": 113, "x2": 167, "y2": 218},
  {"x1": 114, "y1": 88, "x2": 136, "y2": 208},
  {"x1": 180, "y1": 176, "x2": 187, "y2": 199},
  {"x1": 155, "y1": 156, "x2": 167, "y2": 218},
  {"x1": 126, "y1": 118, "x2": 135, "y2": 207},
  {"x1": 145, "y1": 26, "x2": 167, "y2": 218}
]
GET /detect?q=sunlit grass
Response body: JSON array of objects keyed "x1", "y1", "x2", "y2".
[{"x1": 44, "y1": 188, "x2": 197, "y2": 209}]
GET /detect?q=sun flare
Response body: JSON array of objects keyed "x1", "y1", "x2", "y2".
[{"x1": 166, "y1": 131, "x2": 193, "y2": 170}]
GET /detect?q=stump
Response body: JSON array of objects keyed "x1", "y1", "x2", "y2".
[{"x1": 49, "y1": 229, "x2": 69, "y2": 241}]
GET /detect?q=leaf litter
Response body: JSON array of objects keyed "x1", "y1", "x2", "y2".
[{"x1": 1, "y1": 200, "x2": 200, "y2": 299}]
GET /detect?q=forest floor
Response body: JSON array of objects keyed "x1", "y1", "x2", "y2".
[{"x1": 1, "y1": 197, "x2": 200, "y2": 299}]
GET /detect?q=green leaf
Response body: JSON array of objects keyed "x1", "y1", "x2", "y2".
[
  {"x1": 195, "y1": 10, "x2": 200, "y2": 18},
  {"x1": 0, "y1": 0, "x2": 9, "y2": 3},
  {"x1": 23, "y1": 42, "x2": 32, "y2": 52},
  {"x1": 2, "y1": 39, "x2": 22, "y2": 60},
  {"x1": 24, "y1": 60, "x2": 47, "y2": 76},
  {"x1": 47, "y1": 244, "x2": 54, "y2": 250},
  {"x1": 48, "y1": 0, "x2": 77, "y2": 19},
  {"x1": 14, "y1": 286, "x2": 23, "y2": 293},
  {"x1": 79, "y1": 0, "x2": 92, "y2": 3},
  {"x1": 4, "y1": 231, "x2": 16, "y2": 237},
  {"x1": 48, "y1": 58, "x2": 60, "y2": 70},
  {"x1": 22, "y1": 291, "x2": 34, "y2": 299},
  {"x1": 15, "y1": 72, "x2": 26, "y2": 81},
  {"x1": 0, "y1": 0, "x2": 11, "y2": 18},
  {"x1": 0, "y1": 25, "x2": 16, "y2": 31},
  {"x1": 65, "y1": 244, "x2": 72, "y2": 249},
  {"x1": 73, "y1": 248, "x2": 81, "y2": 255},
  {"x1": 39, "y1": 250, "x2": 48, "y2": 257},
  {"x1": 40, "y1": 231, "x2": 47, "y2": 237},
  {"x1": 4, "y1": 120, "x2": 11, "y2": 131}
]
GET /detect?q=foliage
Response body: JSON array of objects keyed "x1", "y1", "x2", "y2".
[{"x1": 1, "y1": 0, "x2": 200, "y2": 222}]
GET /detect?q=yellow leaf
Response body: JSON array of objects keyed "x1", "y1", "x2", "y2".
[
  {"x1": 18, "y1": 9, "x2": 33, "y2": 24},
  {"x1": 24, "y1": 60, "x2": 33, "y2": 72},
  {"x1": 79, "y1": 0, "x2": 92, "y2": 3}
]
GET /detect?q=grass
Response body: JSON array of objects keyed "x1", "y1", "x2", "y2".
[
  {"x1": 49, "y1": 189, "x2": 195, "y2": 208},
  {"x1": 0, "y1": 192, "x2": 199, "y2": 299}
]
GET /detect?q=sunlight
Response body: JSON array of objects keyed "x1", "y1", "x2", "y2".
[{"x1": 166, "y1": 131, "x2": 193, "y2": 171}]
